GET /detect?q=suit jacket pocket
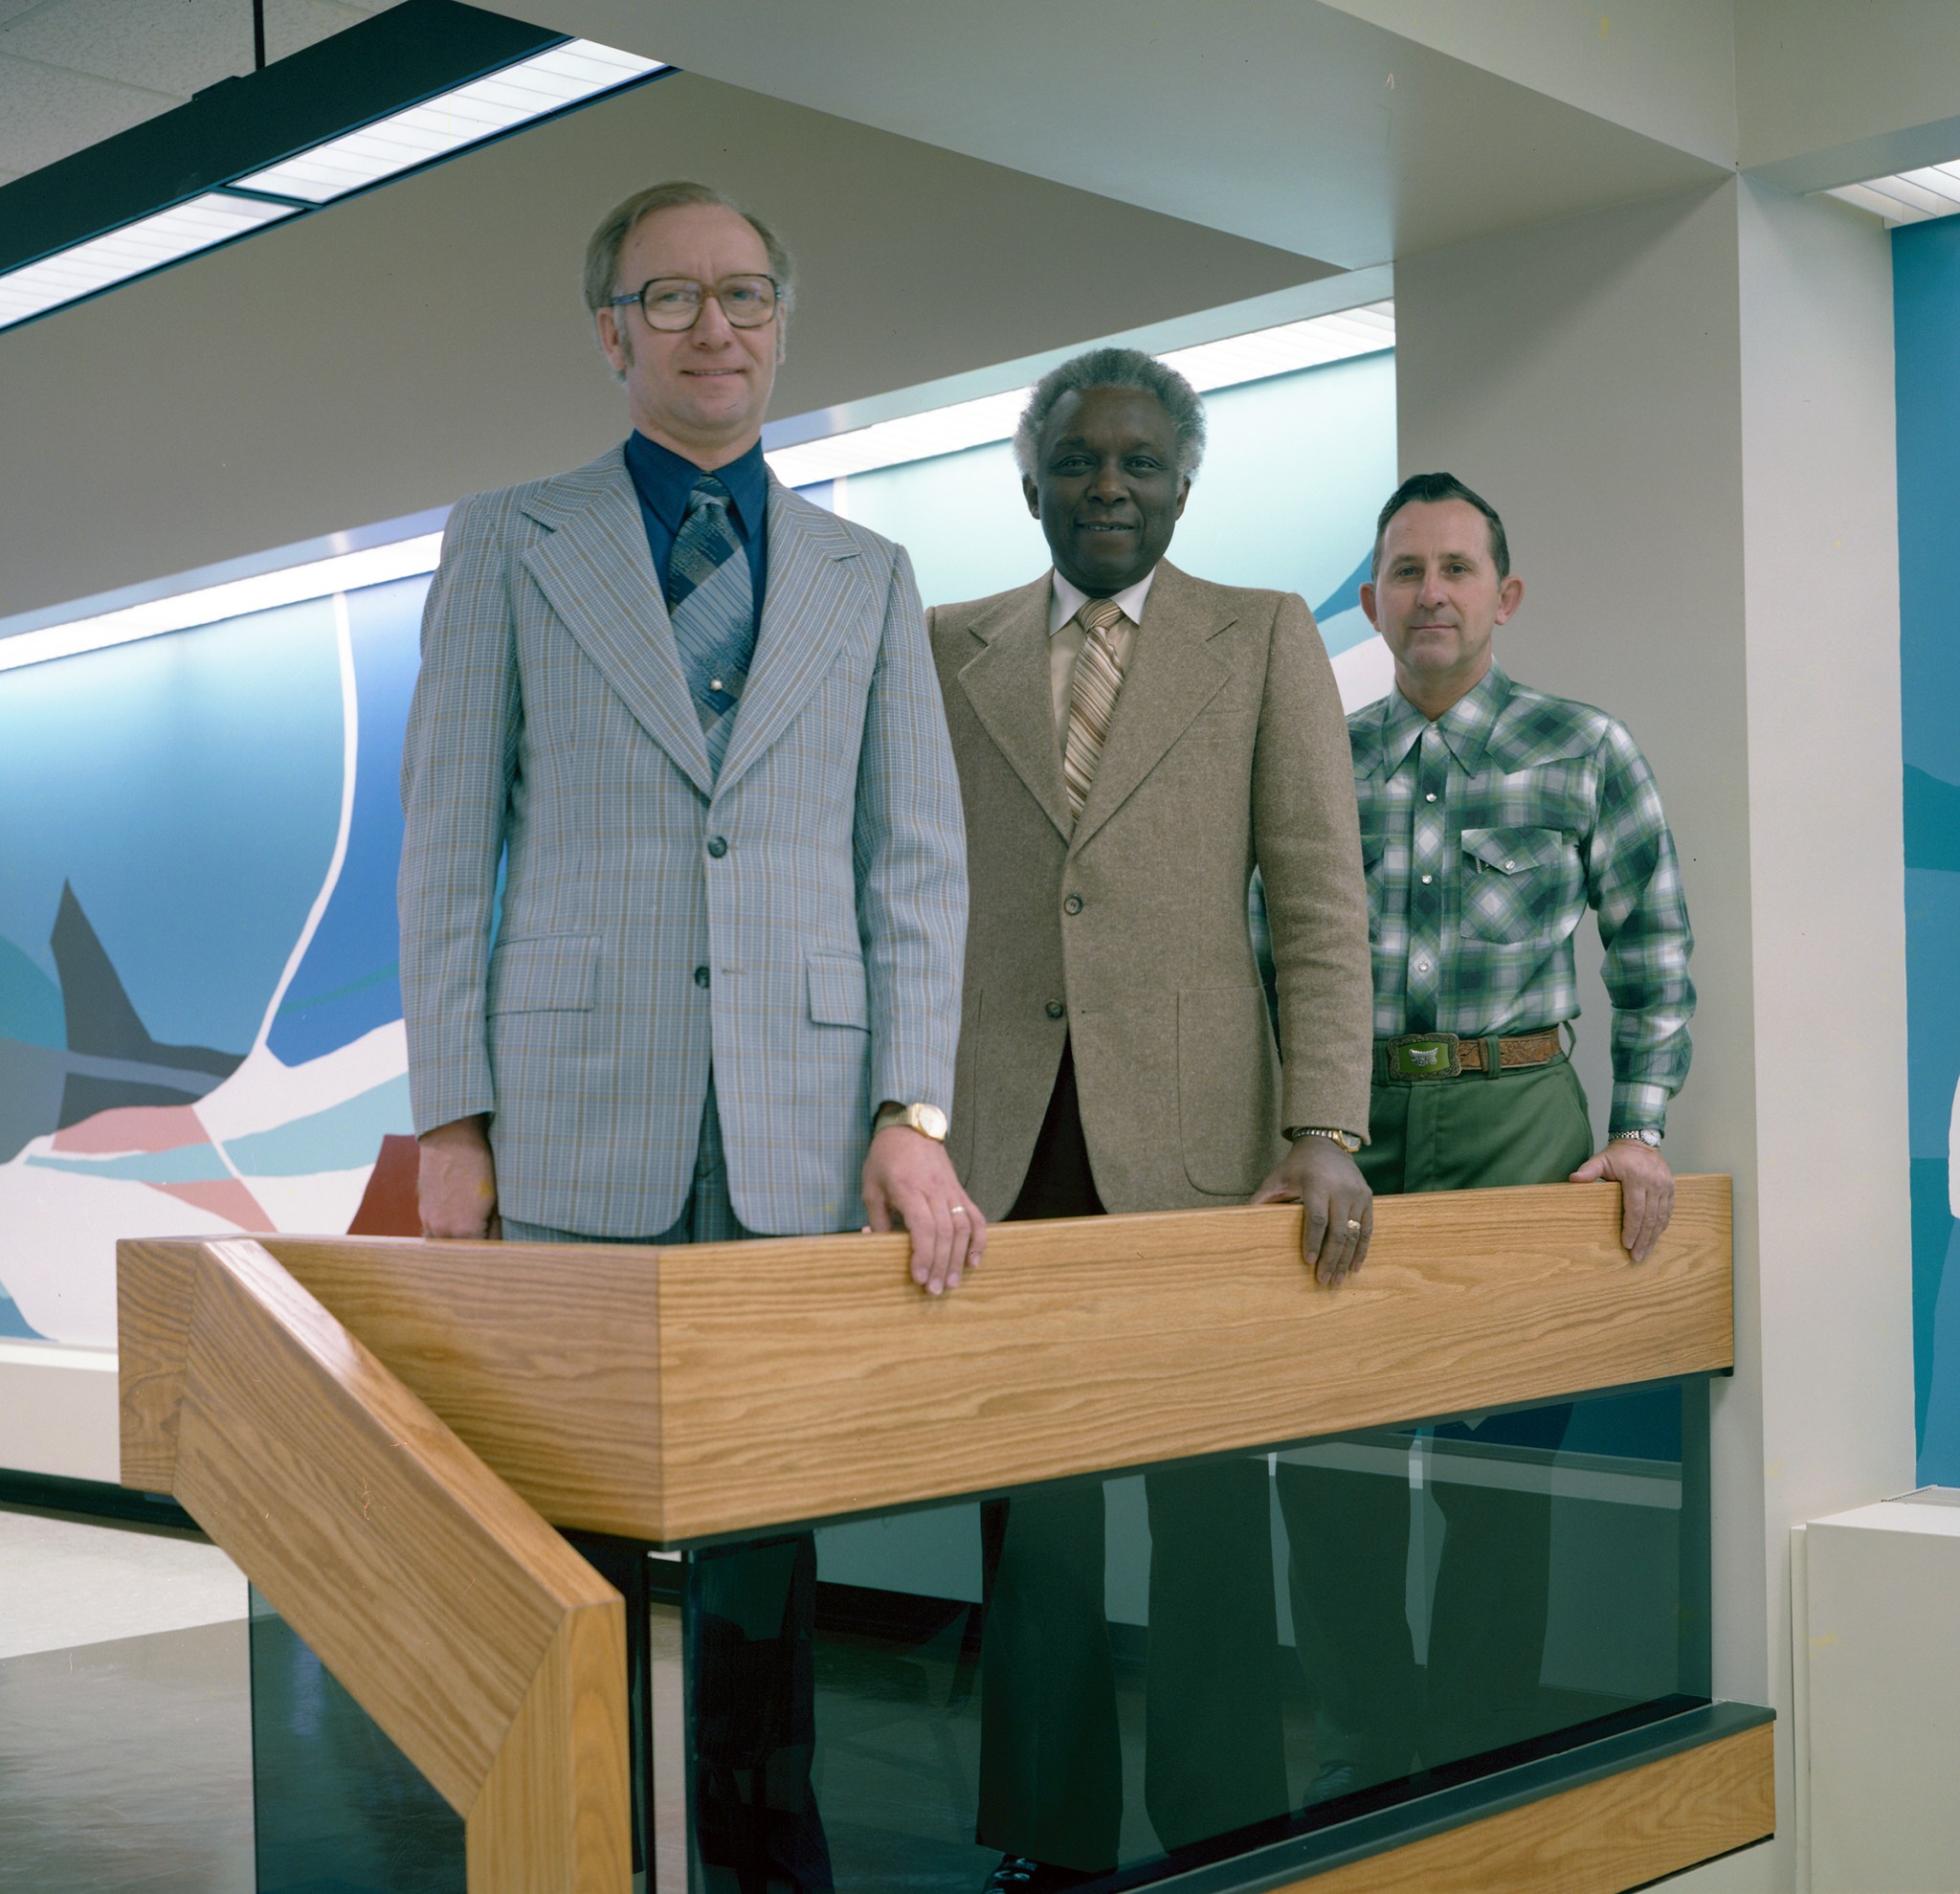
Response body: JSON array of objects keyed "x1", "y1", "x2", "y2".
[
  {"x1": 486, "y1": 934, "x2": 597, "y2": 1014},
  {"x1": 1178, "y1": 985, "x2": 1278, "y2": 1197},
  {"x1": 806, "y1": 949, "x2": 870, "y2": 1030}
]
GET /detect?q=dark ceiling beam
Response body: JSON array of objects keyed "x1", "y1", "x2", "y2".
[{"x1": 0, "y1": 0, "x2": 562, "y2": 277}]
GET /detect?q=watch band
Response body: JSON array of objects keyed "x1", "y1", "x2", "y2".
[
  {"x1": 1285, "y1": 1125, "x2": 1362, "y2": 1153},
  {"x1": 1610, "y1": 1127, "x2": 1663, "y2": 1148},
  {"x1": 874, "y1": 1101, "x2": 948, "y2": 1143}
]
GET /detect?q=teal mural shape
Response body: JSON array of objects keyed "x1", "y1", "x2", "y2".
[{"x1": 1893, "y1": 212, "x2": 1960, "y2": 1482}]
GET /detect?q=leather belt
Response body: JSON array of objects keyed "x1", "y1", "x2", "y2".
[{"x1": 1374, "y1": 1028, "x2": 1566, "y2": 1082}]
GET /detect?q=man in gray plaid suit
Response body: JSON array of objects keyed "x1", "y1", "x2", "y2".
[{"x1": 398, "y1": 179, "x2": 979, "y2": 1891}]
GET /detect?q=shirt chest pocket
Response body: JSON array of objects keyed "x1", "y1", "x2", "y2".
[{"x1": 1458, "y1": 825, "x2": 1576, "y2": 947}]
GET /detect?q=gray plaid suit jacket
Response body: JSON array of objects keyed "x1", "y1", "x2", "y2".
[{"x1": 398, "y1": 445, "x2": 967, "y2": 1237}]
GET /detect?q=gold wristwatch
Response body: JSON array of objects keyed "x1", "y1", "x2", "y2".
[
  {"x1": 1285, "y1": 1125, "x2": 1362, "y2": 1152},
  {"x1": 874, "y1": 1101, "x2": 948, "y2": 1142}
]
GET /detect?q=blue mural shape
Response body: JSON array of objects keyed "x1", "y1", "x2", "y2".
[
  {"x1": 1893, "y1": 213, "x2": 1960, "y2": 1482},
  {"x1": 267, "y1": 576, "x2": 428, "y2": 1065}
]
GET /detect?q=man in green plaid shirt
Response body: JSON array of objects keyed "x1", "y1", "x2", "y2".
[{"x1": 1275, "y1": 471, "x2": 1697, "y2": 1798}]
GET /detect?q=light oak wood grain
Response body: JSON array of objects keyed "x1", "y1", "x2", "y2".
[
  {"x1": 122, "y1": 1176, "x2": 1730, "y2": 1546},
  {"x1": 261, "y1": 1234, "x2": 662, "y2": 1540},
  {"x1": 650, "y1": 1175, "x2": 1732, "y2": 1540},
  {"x1": 116, "y1": 1233, "x2": 196, "y2": 1495},
  {"x1": 1275, "y1": 1719, "x2": 1773, "y2": 1892},
  {"x1": 138, "y1": 1237, "x2": 628, "y2": 1893}
]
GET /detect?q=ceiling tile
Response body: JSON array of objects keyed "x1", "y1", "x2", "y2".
[
  {"x1": 0, "y1": 0, "x2": 254, "y2": 99},
  {"x1": 0, "y1": 52, "x2": 182, "y2": 180}
]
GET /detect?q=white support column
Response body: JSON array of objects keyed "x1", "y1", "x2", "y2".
[{"x1": 1392, "y1": 176, "x2": 1915, "y2": 1892}]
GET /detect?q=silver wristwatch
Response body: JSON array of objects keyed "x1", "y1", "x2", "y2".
[{"x1": 1611, "y1": 1127, "x2": 1662, "y2": 1148}]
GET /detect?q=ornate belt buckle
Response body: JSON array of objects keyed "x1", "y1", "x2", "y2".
[{"x1": 1390, "y1": 1032, "x2": 1461, "y2": 1080}]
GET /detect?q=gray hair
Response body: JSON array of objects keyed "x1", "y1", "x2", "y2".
[
  {"x1": 582, "y1": 179, "x2": 796, "y2": 321},
  {"x1": 1012, "y1": 346, "x2": 1206, "y2": 479}
]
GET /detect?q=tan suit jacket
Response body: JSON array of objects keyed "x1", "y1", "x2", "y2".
[{"x1": 929, "y1": 560, "x2": 1372, "y2": 1219}]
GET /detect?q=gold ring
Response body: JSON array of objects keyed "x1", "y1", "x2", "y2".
[{"x1": 950, "y1": 1205, "x2": 968, "y2": 1215}]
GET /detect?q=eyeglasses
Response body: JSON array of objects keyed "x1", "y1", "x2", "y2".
[{"x1": 608, "y1": 274, "x2": 780, "y2": 331}]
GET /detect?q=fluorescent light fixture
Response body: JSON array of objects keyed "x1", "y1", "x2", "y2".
[
  {"x1": 767, "y1": 302, "x2": 1395, "y2": 487},
  {"x1": 0, "y1": 192, "x2": 299, "y2": 331},
  {"x1": 0, "y1": 535, "x2": 443, "y2": 674},
  {"x1": 0, "y1": 28, "x2": 665, "y2": 334},
  {"x1": 1826, "y1": 164, "x2": 1960, "y2": 225},
  {"x1": 236, "y1": 40, "x2": 665, "y2": 204}
]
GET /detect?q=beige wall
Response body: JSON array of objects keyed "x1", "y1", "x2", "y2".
[
  {"x1": 1737, "y1": 0, "x2": 1960, "y2": 183},
  {"x1": 1321, "y1": 0, "x2": 1738, "y2": 165},
  {"x1": 1395, "y1": 177, "x2": 1913, "y2": 1892},
  {"x1": 0, "y1": 70, "x2": 1323, "y2": 622},
  {"x1": 484, "y1": 0, "x2": 1723, "y2": 272}
]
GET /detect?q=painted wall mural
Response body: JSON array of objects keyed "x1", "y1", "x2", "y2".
[
  {"x1": 0, "y1": 580, "x2": 426, "y2": 1345},
  {"x1": 0, "y1": 346, "x2": 1395, "y2": 1356},
  {"x1": 1894, "y1": 215, "x2": 1960, "y2": 1484}
]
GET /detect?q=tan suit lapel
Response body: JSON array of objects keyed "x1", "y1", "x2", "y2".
[
  {"x1": 956, "y1": 575, "x2": 1073, "y2": 842},
  {"x1": 520, "y1": 451, "x2": 716, "y2": 799},
  {"x1": 1070, "y1": 561, "x2": 1233, "y2": 852}
]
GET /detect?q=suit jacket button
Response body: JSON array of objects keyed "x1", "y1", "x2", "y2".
[
  {"x1": 694, "y1": 966, "x2": 711, "y2": 988},
  {"x1": 1045, "y1": 999, "x2": 1065, "y2": 1019},
  {"x1": 1063, "y1": 893, "x2": 1083, "y2": 914},
  {"x1": 706, "y1": 836, "x2": 728, "y2": 858}
]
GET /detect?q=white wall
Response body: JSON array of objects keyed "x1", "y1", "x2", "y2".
[{"x1": 1394, "y1": 176, "x2": 1914, "y2": 1891}]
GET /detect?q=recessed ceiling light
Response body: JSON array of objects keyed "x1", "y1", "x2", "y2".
[
  {"x1": 766, "y1": 302, "x2": 1395, "y2": 487},
  {"x1": 1826, "y1": 164, "x2": 1960, "y2": 226},
  {"x1": 0, "y1": 535, "x2": 444, "y2": 674}
]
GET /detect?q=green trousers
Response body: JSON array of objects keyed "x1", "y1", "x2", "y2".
[{"x1": 1275, "y1": 1056, "x2": 1595, "y2": 1783}]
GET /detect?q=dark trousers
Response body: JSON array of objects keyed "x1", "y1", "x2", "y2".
[
  {"x1": 512, "y1": 1081, "x2": 831, "y2": 1893},
  {"x1": 975, "y1": 1046, "x2": 1288, "y2": 1870},
  {"x1": 1275, "y1": 1057, "x2": 1594, "y2": 1782}
]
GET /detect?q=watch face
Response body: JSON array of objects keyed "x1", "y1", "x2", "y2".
[{"x1": 913, "y1": 1103, "x2": 948, "y2": 1142}]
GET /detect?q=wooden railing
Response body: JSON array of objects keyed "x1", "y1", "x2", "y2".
[
  {"x1": 119, "y1": 1174, "x2": 1736, "y2": 1894},
  {"x1": 119, "y1": 1236, "x2": 630, "y2": 1894}
]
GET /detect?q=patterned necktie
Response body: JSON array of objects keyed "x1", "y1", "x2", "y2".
[
  {"x1": 1062, "y1": 595, "x2": 1129, "y2": 824},
  {"x1": 666, "y1": 474, "x2": 756, "y2": 773}
]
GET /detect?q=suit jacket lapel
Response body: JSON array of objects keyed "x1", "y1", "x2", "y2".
[
  {"x1": 714, "y1": 479, "x2": 862, "y2": 797},
  {"x1": 956, "y1": 576, "x2": 1074, "y2": 842},
  {"x1": 1070, "y1": 561, "x2": 1232, "y2": 853},
  {"x1": 519, "y1": 449, "x2": 715, "y2": 798}
]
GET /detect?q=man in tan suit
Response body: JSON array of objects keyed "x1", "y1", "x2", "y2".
[{"x1": 930, "y1": 347, "x2": 1373, "y2": 1889}]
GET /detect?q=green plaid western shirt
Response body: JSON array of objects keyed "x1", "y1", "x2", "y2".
[{"x1": 1348, "y1": 662, "x2": 1694, "y2": 1133}]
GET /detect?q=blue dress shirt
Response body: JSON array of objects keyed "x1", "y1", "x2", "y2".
[{"x1": 622, "y1": 431, "x2": 768, "y2": 622}]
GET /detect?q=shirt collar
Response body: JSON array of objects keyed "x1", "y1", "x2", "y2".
[
  {"x1": 1381, "y1": 660, "x2": 1512, "y2": 776},
  {"x1": 623, "y1": 431, "x2": 768, "y2": 541},
  {"x1": 1049, "y1": 566, "x2": 1158, "y2": 637}
]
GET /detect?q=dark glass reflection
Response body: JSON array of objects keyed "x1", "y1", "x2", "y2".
[{"x1": 239, "y1": 1379, "x2": 1708, "y2": 1891}]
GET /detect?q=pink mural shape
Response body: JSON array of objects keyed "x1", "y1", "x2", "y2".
[
  {"x1": 146, "y1": 1176, "x2": 276, "y2": 1229},
  {"x1": 52, "y1": 1103, "x2": 208, "y2": 1154}
]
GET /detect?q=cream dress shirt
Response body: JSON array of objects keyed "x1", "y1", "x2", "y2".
[{"x1": 1046, "y1": 567, "x2": 1158, "y2": 744}]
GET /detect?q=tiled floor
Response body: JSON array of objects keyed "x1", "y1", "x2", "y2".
[
  {"x1": 0, "y1": 1504, "x2": 254, "y2": 1890},
  {"x1": 0, "y1": 1504, "x2": 246, "y2": 1660},
  {"x1": 0, "y1": 1614, "x2": 255, "y2": 1890}
]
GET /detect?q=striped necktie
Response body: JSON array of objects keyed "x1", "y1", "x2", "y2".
[
  {"x1": 1062, "y1": 595, "x2": 1129, "y2": 824},
  {"x1": 666, "y1": 474, "x2": 756, "y2": 773}
]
